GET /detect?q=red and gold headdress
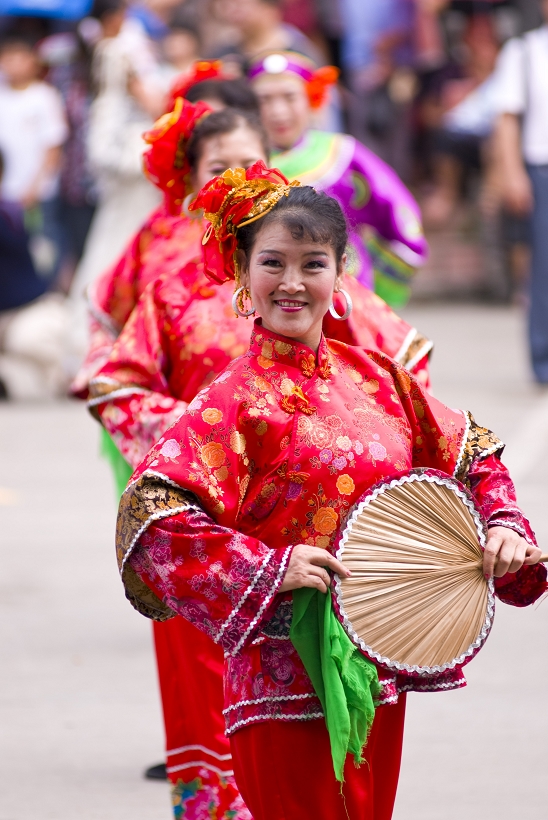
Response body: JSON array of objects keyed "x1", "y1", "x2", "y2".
[
  {"x1": 142, "y1": 97, "x2": 212, "y2": 214},
  {"x1": 165, "y1": 60, "x2": 225, "y2": 112},
  {"x1": 189, "y1": 160, "x2": 301, "y2": 284},
  {"x1": 248, "y1": 51, "x2": 339, "y2": 110}
]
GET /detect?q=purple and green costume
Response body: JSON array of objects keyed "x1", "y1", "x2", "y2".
[{"x1": 273, "y1": 130, "x2": 427, "y2": 307}]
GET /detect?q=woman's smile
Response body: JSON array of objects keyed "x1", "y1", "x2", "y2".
[{"x1": 274, "y1": 299, "x2": 308, "y2": 312}]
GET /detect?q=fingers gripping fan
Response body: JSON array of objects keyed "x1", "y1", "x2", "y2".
[{"x1": 332, "y1": 469, "x2": 495, "y2": 675}]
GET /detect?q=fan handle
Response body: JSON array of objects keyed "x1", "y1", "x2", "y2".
[{"x1": 541, "y1": 554, "x2": 548, "y2": 563}]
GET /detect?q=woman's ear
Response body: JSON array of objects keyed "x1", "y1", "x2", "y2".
[
  {"x1": 236, "y1": 249, "x2": 249, "y2": 288},
  {"x1": 333, "y1": 254, "x2": 347, "y2": 292}
]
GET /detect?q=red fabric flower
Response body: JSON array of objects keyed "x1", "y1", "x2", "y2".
[
  {"x1": 190, "y1": 161, "x2": 295, "y2": 284},
  {"x1": 307, "y1": 65, "x2": 339, "y2": 110},
  {"x1": 142, "y1": 97, "x2": 212, "y2": 215},
  {"x1": 165, "y1": 60, "x2": 225, "y2": 113}
]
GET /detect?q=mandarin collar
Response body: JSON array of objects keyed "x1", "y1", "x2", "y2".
[
  {"x1": 249, "y1": 320, "x2": 330, "y2": 379},
  {"x1": 272, "y1": 131, "x2": 309, "y2": 157}
]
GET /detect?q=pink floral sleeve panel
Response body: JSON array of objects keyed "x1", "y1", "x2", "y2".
[
  {"x1": 467, "y1": 452, "x2": 547, "y2": 607},
  {"x1": 129, "y1": 510, "x2": 293, "y2": 656}
]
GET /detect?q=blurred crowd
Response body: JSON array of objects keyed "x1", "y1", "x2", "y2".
[{"x1": 1, "y1": 0, "x2": 547, "y2": 399}]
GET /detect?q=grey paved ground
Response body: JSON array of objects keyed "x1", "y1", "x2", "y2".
[{"x1": 1, "y1": 304, "x2": 547, "y2": 820}]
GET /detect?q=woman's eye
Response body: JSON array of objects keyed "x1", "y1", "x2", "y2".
[
  {"x1": 260, "y1": 258, "x2": 282, "y2": 268},
  {"x1": 305, "y1": 260, "x2": 327, "y2": 270}
]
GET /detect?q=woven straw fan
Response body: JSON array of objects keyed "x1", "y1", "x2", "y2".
[{"x1": 333, "y1": 471, "x2": 547, "y2": 676}]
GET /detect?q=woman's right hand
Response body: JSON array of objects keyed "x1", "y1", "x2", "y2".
[{"x1": 279, "y1": 543, "x2": 351, "y2": 594}]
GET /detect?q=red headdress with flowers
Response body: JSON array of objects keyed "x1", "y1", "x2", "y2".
[
  {"x1": 248, "y1": 51, "x2": 339, "y2": 110},
  {"x1": 189, "y1": 160, "x2": 301, "y2": 284},
  {"x1": 142, "y1": 97, "x2": 212, "y2": 215},
  {"x1": 165, "y1": 60, "x2": 225, "y2": 113}
]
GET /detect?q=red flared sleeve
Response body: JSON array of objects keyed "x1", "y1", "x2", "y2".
[
  {"x1": 467, "y1": 453, "x2": 547, "y2": 607},
  {"x1": 130, "y1": 509, "x2": 293, "y2": 655},
  {"x1": 88, "y1": 278, "x2": 187, "y2": 468},
  {"x1": 115, "y1": 376, "x2": 295, "y2": 653}
]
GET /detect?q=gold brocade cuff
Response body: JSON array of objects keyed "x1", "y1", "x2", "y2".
[
  {"x1": 398, "y1": 330, "x2": 433, "y2": 372},
  {"x1": 454, "y1": 412, "x2": 504, "y2": 484},
  {"x1": 115, "y1": 472, "x2": 199, "y2": 620}
]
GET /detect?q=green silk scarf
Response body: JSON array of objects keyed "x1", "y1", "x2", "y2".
[
  {"x1": 100, "y1": 427, "x2": 133, "y2": 498},
  {"x1": 290, "y1": 586, "x2": 381, "y2": 782}
]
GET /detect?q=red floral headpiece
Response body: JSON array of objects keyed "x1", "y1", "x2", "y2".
[
  {"x1": 142, "y1": 97, "x2": 212, "y2": 214},
  {"x1": 190, "y1": 160, "x2": 301, "y2": 284},
  {"x1": 165, "y1": 60, "x2": 225, "y2": 113},
  {"x1": 248, "y1": 52, "x2": 339, "y2": 110}
]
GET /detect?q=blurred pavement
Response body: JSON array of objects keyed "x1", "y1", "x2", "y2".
[{"x1": 1, "y1": 304, "x2": 547, "y2": 820}]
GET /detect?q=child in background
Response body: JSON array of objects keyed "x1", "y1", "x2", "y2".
[
  {"x1": 0, "y1": 149, "x2": 70, "y2": 400},
  {"x1": 0, "y1": 38, "x2": 68, "y2": 282}
]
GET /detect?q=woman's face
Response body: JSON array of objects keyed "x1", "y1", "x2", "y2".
[
  {"x1": 192, "y1": 126, "x2": 267, "y2": 192},
  {"x1": 253, "y1": 73, "x2": 311, "y2": 150},
  {"x1": 239, "y1": 221, "x2": 343, "y2": 352}
]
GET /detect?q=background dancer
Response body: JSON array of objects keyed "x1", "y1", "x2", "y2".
[
  {"x1": 249, "y1": 50, "x2": 427, "y2": 307},
  {"x1": 85, "y1": 101, "x2": 268, "y2": 819}
]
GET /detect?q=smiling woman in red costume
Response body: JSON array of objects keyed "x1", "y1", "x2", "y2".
[
  {"x1": 114, "y1": 164, "x2": 545, "y2": 820},
  {"x1": 81, "y1": 91, "x2": 430, "y2": 815}
]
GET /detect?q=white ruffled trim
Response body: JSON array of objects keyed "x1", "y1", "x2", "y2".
[
  {"x1": 227, "y1": 545, "x2": 293, "y2": 657},
  {"x1": 453, "y1": 409, "x2": 471, "y2": 478},
  {"x1": 226, "y1": 711, "x2": 324, "y2": 735},
  {"x1": 223, "y1": 693, "x2": 317, "y2": 715},
  {"x1": 87, "y1": 384, "x2": 150, "y2": 408},
  {"x1": 119, "y1": 469, "x2": 201, "y2": 575},
  {"x1": 214, "y1": 548, "x2": 275, "y2": 645}
]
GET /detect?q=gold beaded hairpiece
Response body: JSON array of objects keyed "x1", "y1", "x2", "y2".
[{"x1": 201, "y1": 169, "x2": 301, "y2": 243}]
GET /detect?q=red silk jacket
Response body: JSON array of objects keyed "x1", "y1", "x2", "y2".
[{"x1": 72, "y1": 203, "x2": 205, "y2": 398}]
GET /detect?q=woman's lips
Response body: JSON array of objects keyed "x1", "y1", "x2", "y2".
[{"x1": 274, "y1": 300, "x2": 307, "y2": 312}]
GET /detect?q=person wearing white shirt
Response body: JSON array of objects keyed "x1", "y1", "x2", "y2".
[
  {"x1": 494, "y1": 2, "x2": 548, "y2": 384},
  {"x1": 0, "y1": 38, "x2": 68, "y2": 281}
]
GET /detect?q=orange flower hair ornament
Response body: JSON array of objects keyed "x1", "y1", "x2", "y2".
[
  {"x1": 165, "y1": 60, "x2": 225, "y2": 113},
  {"x1": 142, "y1": 97, "x2": 212, "y2": 215},
  {"x1": 189, "y1": 160, "x2": 301, "y2": 285},
  {"x1": 248, "y1": 52, "x2": 339, "y2": 110}
]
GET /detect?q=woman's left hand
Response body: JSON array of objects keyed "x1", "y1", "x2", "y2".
[{"x1": 483, "y1": 526, "x2": 542, "y2": 579}]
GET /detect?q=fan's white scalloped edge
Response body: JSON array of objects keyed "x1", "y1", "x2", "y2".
[{"x1": 333, "y1": 471, "x2": 496, "y2": 676}]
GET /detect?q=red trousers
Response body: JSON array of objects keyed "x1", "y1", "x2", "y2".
[
  {"x1": 153, "y1": 618, "x2": 251, "y2": 819},
  {"x1": 230, "y1": 697, "x2": 406, "y2": 820}
]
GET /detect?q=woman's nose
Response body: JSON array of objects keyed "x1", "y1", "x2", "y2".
[{"x1": 278, "y1": 272, "x2": 305, "y2": 293}]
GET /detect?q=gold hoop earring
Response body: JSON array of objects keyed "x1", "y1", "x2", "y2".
[{"x1": 232, "y1": 286, "x2": 255, "y2": 318}]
